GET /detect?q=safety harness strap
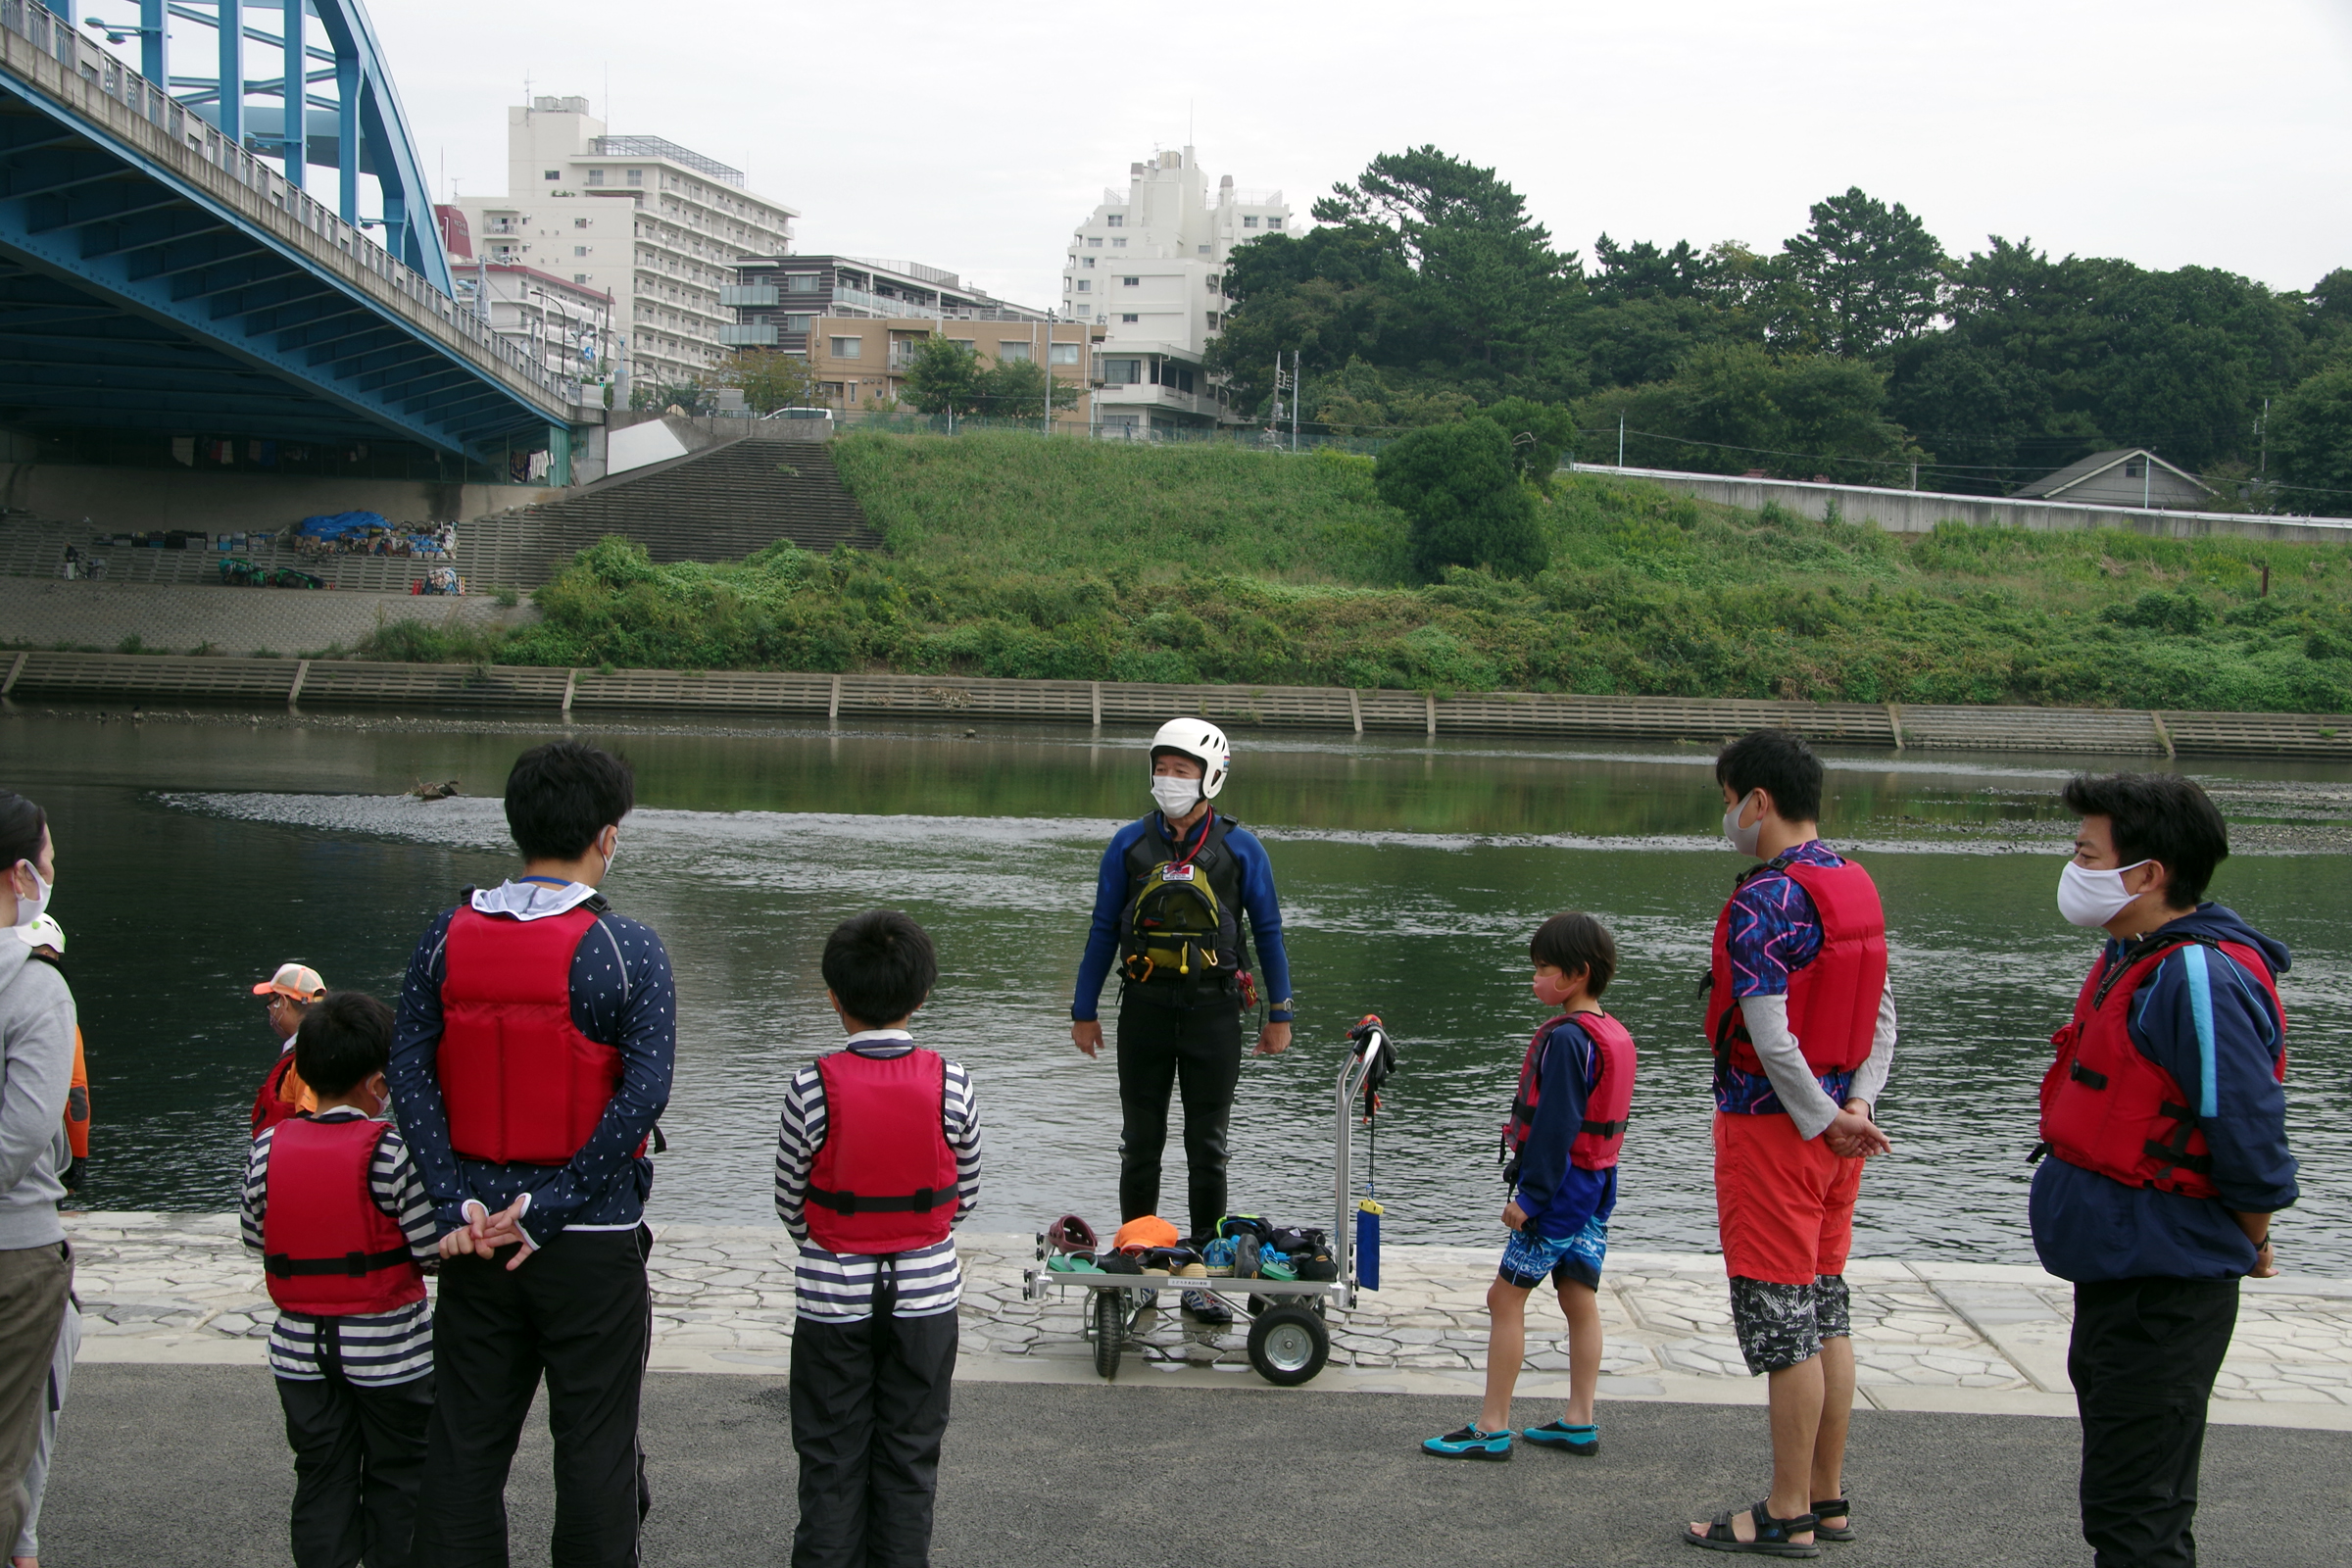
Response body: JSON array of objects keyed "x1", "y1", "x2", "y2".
[
  {"x1": 805, "y1": 1185, "x2": 953, "y2": 1216},
  {"x1": 265, "y1": 1246, "x2": 414, "y2": 1279}
]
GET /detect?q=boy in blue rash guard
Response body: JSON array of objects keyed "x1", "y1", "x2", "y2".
[
  {"x1": 2033, "y1": 772, "x2": 2295, "y2": 1568},
  {"x1": 1426, "y1": 913, "x2": 1635, "y2": 1461},
  {"x1": 1069, "y1": 719, "x2": 1292, "y2": 1327}
]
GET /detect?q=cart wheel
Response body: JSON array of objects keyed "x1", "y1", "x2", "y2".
[
  {"x1": 1247, "y1": 1304, "x2": 1329, "y2": 1387},
  {"x1": 1093, "y1": 1289, "x2": 1125, "y2": 1381}
]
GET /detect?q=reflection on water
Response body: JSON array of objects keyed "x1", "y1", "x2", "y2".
[{"x1": 7, "y1": 711, "x2": 2348, "y2": 1269}]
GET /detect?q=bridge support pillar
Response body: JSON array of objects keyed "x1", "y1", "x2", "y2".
[{"x1": 548, "y1": 425, "x2": 573, "y2": 488}]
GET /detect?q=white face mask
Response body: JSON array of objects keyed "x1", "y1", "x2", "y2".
[
  {"x1": 1151, "y1": 776, "x2": 1201, "y2": 819},
  {"x1": 1722, "y1": 793, "x2": 1764, "y2": 858},
  {"x1": 10, "y1": 862, "x2": 50, "y2": 931},
  {"x1": 2057, "y1": 858, "x2": 2154, "y2": 928}
]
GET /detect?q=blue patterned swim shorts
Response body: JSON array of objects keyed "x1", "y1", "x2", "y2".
[{"x1": 1497, "y1": 1213, "x2": 1608, "y2": 1292}]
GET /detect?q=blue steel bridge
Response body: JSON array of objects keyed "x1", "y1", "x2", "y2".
[{"x1": 0, "y1": 0, "x2": 586, "y2": 476}]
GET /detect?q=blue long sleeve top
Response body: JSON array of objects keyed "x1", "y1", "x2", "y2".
[
  {"x1": 2030, "y1": 903, "x2": 2298, "y2": 1283},
  {"x1": 1071, "y1": 812, "x2": 1293, "y2": 1023},
  {"x1": 1513, "y1": 1016, "x2": 1619, "y2": 1241},
  {"x1": 389, "y1": 885, "x2": 676, "y2": 1250}
]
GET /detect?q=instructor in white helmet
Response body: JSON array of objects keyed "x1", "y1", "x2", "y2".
[{"x1": 1070, "y1": 720, "x2": 1294, "y2": 1326}]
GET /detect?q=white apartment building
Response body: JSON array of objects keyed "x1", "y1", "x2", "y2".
[
  {"x1": 454, "y1": 96, "x2": 798, "y2": 397},
  {"x1": 1064, "y1": 148, "x2": 1289, "y2": 434}
]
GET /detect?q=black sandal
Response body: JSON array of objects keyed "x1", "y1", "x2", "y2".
[
  {"x1": 1810, "y1": 1498, "x2": 1854, "y2": 1544},
  {"x1": 1683, "y1": 1498, "x2": 1821, "y2": 1557}
]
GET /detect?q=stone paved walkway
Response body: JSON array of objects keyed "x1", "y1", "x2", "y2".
[{"x1": 68, "y1": 1214, "x2": 2352, "y2": 1429}]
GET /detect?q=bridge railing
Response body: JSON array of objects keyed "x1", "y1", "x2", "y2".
[{"x1": 0, "y1": 0, "x2": 583, "y2": 415}]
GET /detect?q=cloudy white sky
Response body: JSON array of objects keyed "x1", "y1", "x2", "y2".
[{"x1": 366, "y1": 0, "x2": 2349, "y2": 309}]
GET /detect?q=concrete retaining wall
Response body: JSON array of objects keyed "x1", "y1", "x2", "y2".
[
  {"x1": 6, "y1": 651, "x2": 2347, "y2": 760},
  {"x1": 0, "y1": 463, "x2": 566, "y2": 529},
  {"x1": 1588, "y1": 465, "x2": 2352, "y2": 546}
]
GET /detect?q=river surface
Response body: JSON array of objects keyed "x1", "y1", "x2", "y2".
[{"x1": 5, "y1": 708, "x2": 2347, "y2": 1270}]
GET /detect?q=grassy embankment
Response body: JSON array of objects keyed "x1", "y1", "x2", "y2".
[{"x1": 363, "y1": 431, "x2": 2352, "y2": 712}]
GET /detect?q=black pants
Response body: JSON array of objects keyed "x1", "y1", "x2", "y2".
[
  {"x1": 417, "y1": 1228, "x2": 652, "y2": 1568},
  {"x1": 1115, "y1": 990, "x2": 1244, "y2": 1237},
  {"x1": 2069, "y1": 1276, "x2": 2240, "y2": 1568},
  {"x1": 789, "y1": 1305, "x2": 958, "y2": 1568},
  {"x1": 276, "y1": 1357, "x2": 433, "y2": 1568}
]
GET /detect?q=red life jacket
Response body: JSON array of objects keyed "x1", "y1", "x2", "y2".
[
  {"x1": 806, "y1": 1048, "x2": 960, "y2": 1254},
  {"x1": 1499, "y1": 1012, "x2": 1639, "y2": 1175},
  {"x1": 250, "y1": 1050, "x2": 309, "y2": 1139},
  {"x1": 2038, "y1": 936, "x2": 2286, "y2": 1200},
  {"x1": 1706, "y1": 854, "x2": 1887, "y2": 1080},
  {"x1": 437, "y1": 902, "x2": 637, "y2": 1166},
  {"x1": 262, "y1": 1115, "x2": 426, "y2": 1316}
]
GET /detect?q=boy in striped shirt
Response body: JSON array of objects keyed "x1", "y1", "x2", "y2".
[
  {"x1": 240, "y1": 993, "x2": 437, "y2": 1568},
  {"x1": 775, "y1": 911, "x2": 981, "y2": 1568}
]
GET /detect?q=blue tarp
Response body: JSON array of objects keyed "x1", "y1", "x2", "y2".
[{"x1": 294, "y1": 510, "x2": 389, "y2": 540}]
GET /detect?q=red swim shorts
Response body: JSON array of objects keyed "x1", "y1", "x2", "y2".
[{"x1": 1713, "y1": 1109, "x2": 1866, "y2": 1286}]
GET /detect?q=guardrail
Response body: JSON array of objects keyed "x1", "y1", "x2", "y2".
[
  {"x1": 6, "y1": 651, "x2": 2350, "y2": 759},
  {"x1": 0, "y1": 0, "x2": 580, "y2": 415}
]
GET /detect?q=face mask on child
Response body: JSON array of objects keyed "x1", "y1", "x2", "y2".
[
  {"x1": 1722, "y1": 793, "x2": 1764, "y2": 858},
  {"x1": 1532, "y1": 969, "x2": 1577, "y2": 1008}
]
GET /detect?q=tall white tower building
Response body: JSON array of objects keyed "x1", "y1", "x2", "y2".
[
  {"x1": 453, "y1": 96, "x2": 798, "y2": 399},
  {"x1": 1064, "y1": 148, "x2": 1289, "y2": 435}
]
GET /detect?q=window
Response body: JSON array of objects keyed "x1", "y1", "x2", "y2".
[
  {"x1": 1199, "y1": 245, "x2": 1210, "y2": 255},
  {"x1": 544, "y1": 170, "x2": 561, "y2": 180},
  {"x1": 1205, "y1": 313, "x2": 1219, "y2": 330},
  {"x1": 1087, "y1": 237, "x2": 1102, "y2": 248},
  {"x1": 572, "y1": 217, "x2": 591, "y2": 228},
  {"x1": 1111, "y1": 237, "x2": 1127, "y2": 248},
  {"x1": 786, "y1": 274, "x2": 820, "y2": 292},
  {"x1": 781, "y1": 316, "x2": 812, "y2": 332},
  {"x1": 1243, "y1": 216, "x2": 1258, "y2": 229},
  {"x1": 1082, "y1": 256, "x2": 1095, "y2": 269},
  {"x1": 575, "y1": 272, "x2": 590, "y2": 283},
  {"x1": 1105, "y1": 213, "x2": 1124, "y2": 227},
  {"x1": 1102, "y1": 358, "x2": 1142, "y2": 384},
  {"x1": 1268, "y1": 216, "x2": 1284, "y2": 229},
  {"x1": 829, "y1": 336, "x2": 863, "y2": 359},
  {"x1": 1120, "y1": 313, "x2": 1139, "y2": 323},
  {"x1": 1049, "y1": 342, "x2": 1081, "y2": 365},
  {"x1": 998, "y1": 341, "x2": 1031, "y2": 362},
  {"x1": 1075, "y1": 279, "x2": 1091, "y2": 292},
  {"x1": 1205, "y1": 274, "x2": 1221, "y2": 291},
  {"x1": 1122, "y1": 276, "x2": 1140, "y2": 287},
  {"x1": 586, "y1": 170, "x2": 605, "y2": 186},
  {"x1": 568, "y1": 246, "x2": 584, "y2": 257},
  {"x1": 627, "y1": 170, "x2": 643, "y2": 186},
  {"x1": 947, "y1": 337, "x2": 976, "y2": 349}
]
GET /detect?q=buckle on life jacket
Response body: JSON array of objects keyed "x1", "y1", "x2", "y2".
[
  {"x1": 2069, "y1": 1060, "x2": 2110, "y2": 1090},
  {"x1": 2026, "y1": 1141, "x2": 2049, "y2": 1165},
  {"x1": 265, "y1": 1246, "x2": 413, "y2": 1279}
]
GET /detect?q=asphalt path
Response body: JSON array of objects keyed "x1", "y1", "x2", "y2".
[{"x1": 36, "y1": 1366, "x2": 2350, "y2": 1566}]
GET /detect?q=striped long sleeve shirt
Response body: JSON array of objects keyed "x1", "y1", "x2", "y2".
[
  {"x1": 774, "y1": 1032, "x2": 981, "y2": 1323},
  {"x1": 240, "y1": 1107, "x2": 438, "y2": 1385}
]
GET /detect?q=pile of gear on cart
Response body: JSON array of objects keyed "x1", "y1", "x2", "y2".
[{"x1": 1025, "y1": 1016, "x2": 1398, "y2": 1386}]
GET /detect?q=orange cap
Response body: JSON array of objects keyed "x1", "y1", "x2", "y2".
[
  {"x1": 251, "y1": 962, "x2": 326, "y2": 1000},
  {"x1": 1112, "y1": 1215, "x2": 1180, "y2": 1252}
]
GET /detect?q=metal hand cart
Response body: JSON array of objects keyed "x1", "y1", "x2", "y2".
[{"x1": 1023, "y1": 1019, "x2": 1396, "y2": 1386}]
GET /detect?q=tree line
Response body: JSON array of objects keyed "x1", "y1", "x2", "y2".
[{"x1": 1207, "y1": 147, "x2": 2352, "y2": 513}]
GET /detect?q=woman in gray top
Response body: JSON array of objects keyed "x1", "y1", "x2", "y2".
[{"x1": 0, "y1": 792, "x2": 75, "y2": 1555}]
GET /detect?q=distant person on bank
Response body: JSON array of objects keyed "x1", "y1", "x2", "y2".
[
  {"x1": 251, "y1": 961, "x2": 328, "y2": 1136},
  {"x1": 1684, "y1": 732, "x2": 1895, "y2": 1557},
  {"x1": 774, "y1": 910, "x2": 982, "y2": 1568},
  {"x1": 2034, "y1": 772, "x2": 2295, "y2": 1568},
  {"x1": 0, "y1": 793, "x2": 74, "y2": 1556},
  {"x1": 388, "y1": 742, "x2": 676, "y2": 1568},
  {"x1": 1069, "y1": 718, "x2": 1293, "y2": 1327},
  {"x1": 242, "y1": 991, "x2": 438, "y2": 1568}
]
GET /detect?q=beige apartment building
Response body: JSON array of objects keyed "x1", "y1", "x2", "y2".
[{"x1": 804, "y1": 317, "x2": 1105, "y2": 430}]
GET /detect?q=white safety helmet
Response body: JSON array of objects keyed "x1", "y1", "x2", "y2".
[{"x1": 1149, "y1": 718, "x2": 1232, "y2": 800}]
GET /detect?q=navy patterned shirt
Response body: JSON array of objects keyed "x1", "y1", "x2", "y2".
[{"x1": 388, "y1": 880, "x2": 676, "y2": 1249}]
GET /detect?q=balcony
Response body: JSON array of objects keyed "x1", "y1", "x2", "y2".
[
  {"x1": 720, "y1": 283, "x2": 779, "y2": 307},
  {"x1": 717, "y1": 322, "x2": 779, "y2": 347}
]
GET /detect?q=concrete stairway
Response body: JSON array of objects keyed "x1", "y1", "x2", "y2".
[{"x1": 462, "y1": 438, "x2": 881, "y2": 588}]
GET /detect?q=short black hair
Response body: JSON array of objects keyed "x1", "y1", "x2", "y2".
[
  {"x1": 822, "y1": 910, "x2": 938, "y2": 1028},
  {"x1": 293, "y1": 991, "x2": 394, "y2": 1098},
  {"x1": 505, "y1": 742, "x2": 634, "y2": 861},
  {"x1": 1716, "y1": 729, "x2": 1824, "y2": 823},
  {"x1": 2061, "y1": 772, "x2": 2229, "y2": 909},
  {"x1": 0, "y1": 790, "x2": 46, "y2": 871},
  {"x1": 1529, "y1": 912, "x2": 1617, "y2": 1000}
]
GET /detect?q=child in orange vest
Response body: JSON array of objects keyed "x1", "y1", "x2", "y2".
[
  {"x1": 239, "y1": 992, "x2": 437, "y2": 1568},
  {"x1": 774, "y1": 911, "x2": 982, "y2": 1568},
  {"x1": 1425, "y1": 912, "x2": 1636, "y2": 1461}
]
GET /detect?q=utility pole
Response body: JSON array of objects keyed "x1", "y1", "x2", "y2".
[
  {"x1": 1291, "y1": 349, "x2": 1300, "y2": 453},
  {"x1": 1617, "y1": 412, "x2": 1625, "y2": 468}
]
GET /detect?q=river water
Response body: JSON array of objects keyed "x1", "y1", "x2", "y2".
[{"x1": 5, "y1": 709, "x2": 2346, "y2": 1270}]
